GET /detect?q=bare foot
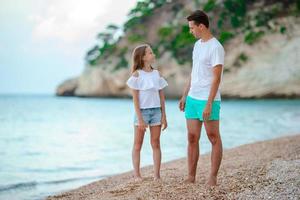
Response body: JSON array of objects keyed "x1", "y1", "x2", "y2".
[
  {"x1": 206, "y1": 175, "x2": 217, "y2": 186},
  {"x1": 184, "y1": 176, "x2": 195, "y2": 183},
  {"x1": 133, "y1": 175, "x2": 143, "y2": 182},
  {"x1": 153, "y1": 176, "x2": 161, "y2": 181}
]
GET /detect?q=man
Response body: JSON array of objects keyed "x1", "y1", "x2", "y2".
[{"x1": 179, "y1": 10, "x2": 225, "y2": 186}]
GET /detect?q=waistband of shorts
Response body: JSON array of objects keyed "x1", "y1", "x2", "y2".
[{"x1": 140, "y1": 107, "x2": 161, "y2": 111}]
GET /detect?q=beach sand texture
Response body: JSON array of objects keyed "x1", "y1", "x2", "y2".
[{"x1": 47, "y1": 134, "x2": 300, "y2": 200}]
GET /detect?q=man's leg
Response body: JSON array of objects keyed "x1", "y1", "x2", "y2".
[
  {"x1": 204, "y1": 120, "x2": 223, "y2": 186},
  {"x1": 186, "y1": 119, "x2": 202, "y2": 183}
]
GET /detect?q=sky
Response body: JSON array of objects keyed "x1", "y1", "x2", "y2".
[{"x1": 0, "y1": 0, "x2": 138, "y2": 94}]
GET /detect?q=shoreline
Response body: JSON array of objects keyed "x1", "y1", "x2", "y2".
[
  {"x1": 47, "y1": 134, "x2": 300, "y2": 200},
  {"x1": 55, "y1": 94, "x2": 300, "y2": 100},
  {"x1": 1, "y1": 94, "x2": 300, "y2": 100}
]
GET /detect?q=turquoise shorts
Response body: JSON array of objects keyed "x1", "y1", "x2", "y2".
[{"x1": 185, "y1": 96, "x2": 220, "y2": 121}]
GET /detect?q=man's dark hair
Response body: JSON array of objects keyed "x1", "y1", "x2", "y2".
[{"x1": 187, "y1": 10, "x2": 209, "y2": 28}]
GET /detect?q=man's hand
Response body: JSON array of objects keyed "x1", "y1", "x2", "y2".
[
  {"x1": 203, "y1": 103, "x2": 212, "y2": 121},
  {"x1": 179, "y1": 96, "x2": 186, "y2": 112}
]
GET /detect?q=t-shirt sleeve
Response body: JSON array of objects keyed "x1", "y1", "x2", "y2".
[
  {"x1": 210, "y1": 45, "x2": 225, "y2": 68},
  {"x1": 158, "y1": 77, "x2": 168, "y2": 90},
  {"x1": 126, "y1": 76, "x2": 139, "y2": 90}
]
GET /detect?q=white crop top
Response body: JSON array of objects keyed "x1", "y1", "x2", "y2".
[{"x1": 126, "y1": 69, "x2": 168, "y2": 109}]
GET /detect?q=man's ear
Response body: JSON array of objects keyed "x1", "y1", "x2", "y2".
[{"x1": 199, "y1": 23, "x2": 205, "y2": 30}]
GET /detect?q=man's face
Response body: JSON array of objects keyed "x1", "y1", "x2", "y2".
[{"x1": 188, "y1": 21, "x2": 203, "y2": 39}]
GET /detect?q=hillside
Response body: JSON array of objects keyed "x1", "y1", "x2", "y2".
[{"x1": 56, "y1": 0, "x2": 300, "y2": 98}]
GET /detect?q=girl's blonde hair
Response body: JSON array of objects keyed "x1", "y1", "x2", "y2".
[{"x1": 131, "y1": 44, "x2": 153, "y2": 73}]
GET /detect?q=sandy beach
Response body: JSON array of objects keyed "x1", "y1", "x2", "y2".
[{"x1": 47, "y1": 134, "x2": 300, "y2": 200}]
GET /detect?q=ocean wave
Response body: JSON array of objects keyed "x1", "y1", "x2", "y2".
[{"x1": 0, "y1": 175, "x2": 105, "y2": 192}]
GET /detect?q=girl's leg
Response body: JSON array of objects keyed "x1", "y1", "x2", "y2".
[
  {"x1": 132, "y1": 125, "x2": 146, "y2": 179},
  {"x1": 149, "y1": 125, "x2": 162, "y2": 179}
]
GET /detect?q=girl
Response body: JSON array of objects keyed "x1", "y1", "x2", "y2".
[{"x1": 126, "y1": 44, "x2": 168, "y2": 181}]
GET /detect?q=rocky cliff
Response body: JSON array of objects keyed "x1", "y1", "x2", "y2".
[{"x1": 56, "y1": 0, "x2": 300, "y2": 98}]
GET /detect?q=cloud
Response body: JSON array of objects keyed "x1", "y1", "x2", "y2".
[{"x1": 29, "y1": 0, "x2": 137, "y2": 44}]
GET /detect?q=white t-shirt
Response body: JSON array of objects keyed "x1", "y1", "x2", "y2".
[
  {"x1": 188, "y1": 37, "x2": 225, "y2": 101},
  {"x1": 126, "y1": 69, "x2": 168, "y2": 109}
]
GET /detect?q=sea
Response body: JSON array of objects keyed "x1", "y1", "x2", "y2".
[{"x1": 0, "y1": 95, "x2": 299, "y2": 200}]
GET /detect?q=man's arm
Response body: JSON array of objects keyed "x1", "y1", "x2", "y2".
[
  {"x1": 203, "y1": 65, "x2": 222, "y2": 120},
  {"x1": 182, "y1": 75, "x2": 191, "y2": 98},
  {"x1": 207, "y1": 65, "x2": 222, "y2": 104},
  {"x1": 179, "y1": 75, "x2": 191, "y2": 111}
]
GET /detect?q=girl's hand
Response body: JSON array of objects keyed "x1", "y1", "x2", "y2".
[
  {"x1": 161, "y1": 116, "x2": 168, "y2": 131},
  {"x1": 138, "y1": 119, "x2": 147, "y2": 132}
]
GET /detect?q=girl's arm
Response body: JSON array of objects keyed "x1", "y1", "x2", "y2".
[
  {"x1": 158, "y1": 70, "x2": 168, "y2": 130},
  {"x1": 159, "y1": 90, "x2": 166, "y2": 116},
  {"x1": 132, "y1": 89, "x2": 142, "y2": 122},
  {"x1": 132, "y1": 89, "x2": 146, "y2": 132},
  {"x1": 130, "y1": 71, "x2": 147, "y2": 131},
  {"x1": 159, "y1": 89, "x2": 167, "y2": 131}
]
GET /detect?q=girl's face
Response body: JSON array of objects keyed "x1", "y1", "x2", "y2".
[{"x1": 143, "y1": 46, "x2": 155, "y2": 64}]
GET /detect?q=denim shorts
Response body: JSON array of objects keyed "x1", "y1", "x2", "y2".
[{"x1": 134, "y1": 107, "x2": 162, "y2": 126}]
